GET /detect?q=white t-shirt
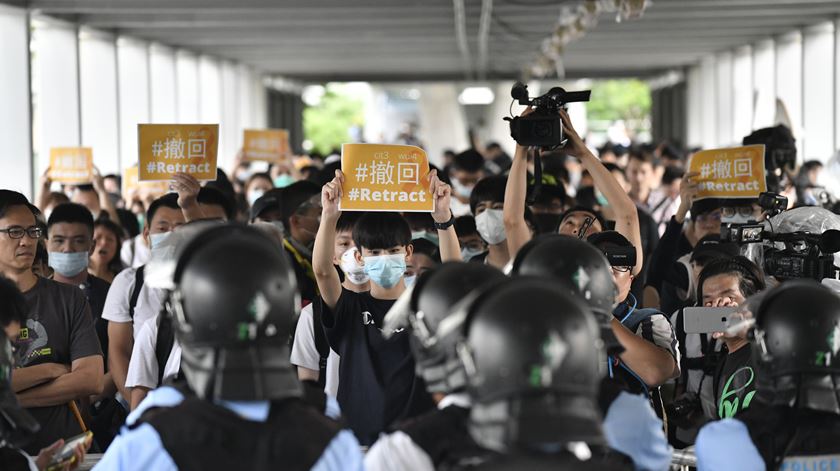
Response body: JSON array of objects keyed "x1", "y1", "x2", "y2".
[
  {"x1": 290, "y1": 302, "x2": 340, "y2": 397},
  {"x1": 102, "y1": 266, "x2": 166, "y2": 338},
  {"x1": 125, "y1": 316, "x2": 181, "y2": 389},
  {"x1": 120, "y1": 234, "x2": 151, "y2": 269}
]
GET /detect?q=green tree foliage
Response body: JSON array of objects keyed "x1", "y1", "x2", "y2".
[
  {"x1": 303, "y1": 85, "x2": 365, "y2": 155},
  {"x1": 586, "y1": 79, "x2": 651, "y2": 132}
]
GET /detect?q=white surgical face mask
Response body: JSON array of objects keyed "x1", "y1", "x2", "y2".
[
  {"x1": 340, "y1": 247, "x2": 369, "y2": 285},
  {"x1": 475, "y1": 209, "x2": 506, "y2": 245},
  {"x1": 461, "y1": 246, "x2": 484, "y2": 261}
]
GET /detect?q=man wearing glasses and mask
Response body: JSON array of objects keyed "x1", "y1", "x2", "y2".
[{"x1": 0, "y1": 190, "x2": 103, "y2": 455}]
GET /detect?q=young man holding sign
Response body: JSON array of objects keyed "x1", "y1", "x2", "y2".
[{"x1": 312, "y1": 158, "x2": 461, "y2": 446}]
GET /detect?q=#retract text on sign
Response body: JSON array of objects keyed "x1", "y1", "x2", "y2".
[{"x1": 340, "y1": 143, "x2": 434, "y2": 212}]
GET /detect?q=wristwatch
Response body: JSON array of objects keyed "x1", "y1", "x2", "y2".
[{"x1": 434, "y1": 213, "x2": 455, "y2": 230}]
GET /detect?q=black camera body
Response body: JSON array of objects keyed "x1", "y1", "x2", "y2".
[
  {"x1": 764, "y1": 230, "x2": 840, "y2": 281},
  {"x1": 505, "y1": 82, "x2": 591, "y2": 149},
  {"x1": 721, "y1": 192, "x2": 788, "y2": 244}
]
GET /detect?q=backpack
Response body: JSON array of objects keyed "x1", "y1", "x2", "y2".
[
  {"x1": 309, "y1": 298, "x2": 330, "y2": 389},
  {"x1": 128, "y1": 266, "x2": 145, "y2": 320},
  {"x1": 128, "y1": 265, "x2": 178, "y2": 386}
]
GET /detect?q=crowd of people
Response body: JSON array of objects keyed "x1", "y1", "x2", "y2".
[{"x1": 1, "y1": 105, "x2": 839, "y2": 471}]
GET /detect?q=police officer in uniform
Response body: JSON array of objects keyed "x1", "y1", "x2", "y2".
[
  {"x1": 95, "y1": 225, "x2": 363, "y2": 470},
  {"x1": 366, "y1": 262, "x2": 507, "y2": 470},
  {"x1": 456, "y1": 277, "x2": 633, "y2": 469},
  {"x1": 696, "y1": 280, "x2": 840, "y2": 471},
  {"x1": 511, "y1": 235, "x2": 672, "y2": 470}
]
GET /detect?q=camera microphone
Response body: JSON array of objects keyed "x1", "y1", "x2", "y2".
[{"x1": 818, "y1": 229, "x2": 840, "y2": 254}]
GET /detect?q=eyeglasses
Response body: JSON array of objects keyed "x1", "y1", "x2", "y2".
[
  {"x1": 611, "y1": 265, "x2": 632, "y2": 273},
  {"x1": 0, "y1": 226, "x2": 44, "y2": 240}
]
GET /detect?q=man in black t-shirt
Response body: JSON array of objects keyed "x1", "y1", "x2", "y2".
[
  {"x1": 313, "y1": 169, "x2": 460, "y2": 445},
  {"x1": 0, "y1": 191, "x2": 103, "y2": 454},
  {"x1": 696, "y1": 257, "x2": 765, "y2": 419}
]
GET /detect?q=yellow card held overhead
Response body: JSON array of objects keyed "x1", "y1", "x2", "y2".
[
  {"x1": 122, "y1": 165, "x2": 171, "y2": 202},
  {"x1": 49, "y1": 147, "x2": 93, "y2": 184},
  {"x1": 243, "y1": 129, "x2": 290, "y2": 163},
  {"x1": 138, "y1": 124, "x2": 219, "y2": 181},
  {"x1": 689, "y1": 145, "x2": 767, "y2": 200},
  {"x1": 340, "y1": 144, "x2": 434, "y2": 212}
]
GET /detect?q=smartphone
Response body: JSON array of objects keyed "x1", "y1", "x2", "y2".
[
  {"x1": 683, "y1": 306, "x2": 739, "y2": 334},
  {"x1": 46, "y1": 431, "x2": 92, "y2": 471}
]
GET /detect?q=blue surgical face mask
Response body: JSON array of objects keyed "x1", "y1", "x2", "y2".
[
  {"x1": 461, "y1": 246, "x2": 484, "y2": 261},
  {"x1": 274, "y1": 174, "x2": 296, "y2": 188},
  {"x1": 149, "y1": 231, "x2": 172, "y2": 250},
  {"x1": 363, "y1": 253, "x2": 407, "y2": 289},
  {"x1": 411, "y1": 231, "x2": 439, "y2": 246},
  {"x1": 48, "y1": 251, "x2": 89, "y2": 277},
  {"x1": 404, "y1": 274, "x2": 417, "y2": 288}
]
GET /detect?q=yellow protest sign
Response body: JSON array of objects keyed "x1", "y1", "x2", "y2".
[
  {"x1": 49, "y1": 147, "x2": 93, "y2": 184},
  {"x1": 689, "y1": 145, "x2": 767, "y2": 200},
  {"x1": 340, "y1": 144, "x2": 434, "y2": 212},
  {"x1": 122, "y1": 165, "x2": 170, "y2": 202},
  {"x1": 243, "y1": 129, "x2": 290, "y2": 163},
  {"x1": 138, "y1": 124, "x2": 218, "y2": 181}
]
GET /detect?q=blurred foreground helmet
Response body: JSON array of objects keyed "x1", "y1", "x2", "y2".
[
  {"x1": 752, "y1": 280, "x2": 840, "y2": 414},
  {"x1": 0, "y1": 333, "x2": 40, "y2": 447},
  {"x1": 511, "y1": 235, "x2": 616, "y2": 320},
  {"x1": 457, "y1": 278, "x2": 604, "y2": 453},
  {"x1": 167, "y1": 224, "x2": 301, "y2": 401},
  {"x1": 407, "y1": 262, "x2": 507, "y2": 395}
]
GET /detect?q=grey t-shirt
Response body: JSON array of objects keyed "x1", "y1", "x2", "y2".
[{"x1": 12, "y1": 277, "x2": 103, "y2": 454}]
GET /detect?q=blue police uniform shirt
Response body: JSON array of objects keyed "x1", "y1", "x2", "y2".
[
  {"x1": 603, "y1": 391, "x2": 672, "y2": 471},
  {"x1": 695, "y1": 418, "x2": 764, "y2": 471},
  {"x1": 94, "y1": 387, "x2": 358, "y2": 471}
]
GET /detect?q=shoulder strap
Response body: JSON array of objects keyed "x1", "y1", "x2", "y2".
[
  {"x1": 156, "y1": 315, "x2": 177, "y2": 385},
  {"x1": 311, "y1": 298, "x2": 329, "y2": 389},
  {"x1": 622, "y1": 307, "x2": 659, "y2": 333},
  {"x1": 128, "y1": 266, "x2": 145, "y2": 321}
]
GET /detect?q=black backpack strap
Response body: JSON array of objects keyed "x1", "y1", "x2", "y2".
[
  {"x1": 311, "y1": 298, "x2": 329, "y2": 389},
  {"x1": 128, "y1": 266, "x2": 145, "y2": 321},
  {"x1": 156, "y1": 315, "x2": 176, "y2": 385}
]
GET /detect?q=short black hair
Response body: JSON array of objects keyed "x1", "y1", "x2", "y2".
[
  {"x1": 74, "y1": 184, "x2": 97, "y2": 193},
  {"x1": 402, "y1": 212, "x2": 436, "y2": 233},
  {"x1": 197, "y1": 186, "x2": 236, "y2": 220},
  {"x1": 697, "y1": 256, "x2": 766, "y2": 304},
  {"x1": 469, "y1": 175, "x2": 507, "y2": 215},
  {"x1": 0, "y1": 275, "x2": 27, "y2": 327},
  {"x1": 561, "y1": 205, "x2": 607, "y2": 230},
  {"x1": 47, "y1": 203, "x2": 94, "y2": 236},
  {"x1": 280, "y1": 181, "x2": 321, "y2": 231},
  {"x1": 411, "y1": 238, "x2": 441, "y2": 263},
  {"x1": 336, "y1": 212, "x2": 362, "y2": 234},
  {"x1": 0, "y1": 190, "x2": 39, "y2": 220},
  {"x1": 603, "y1": 162, "x2": 625, "y2": 178},
  {"x1": 103, "y1": 174, "x2": 122, "y2": 186},
  {"x1": 146, "y1": 193, "x2": 180, "y2": 226},
  {"x1": 454, "y1": 215, "x2": 478, "y2": 237},
  {"x1": 352, "y1": 212, "x2": 411, "y2": 251},
  {"x1": 628, "y1": 148, "x2": 657, "y2": 166},
  {"x1": 116, "y1": 208, "x2": 140, "y2": 238},
  {"x1": 452, "y1": 149, "x2": 484, "y2": 173},
  {"x1": 662, "y1": 165, "x2": 685, "y2": 186},
  {"x1": 660, "y1": 143, "x2": 684, "y2": 162}
]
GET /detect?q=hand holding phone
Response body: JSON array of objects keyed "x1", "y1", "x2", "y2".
[
  {"x1": 683, "y1": 306, "x2": 739, "y2": 334},
  {"x1": 45, "y1": 431, "x2": 92, "y2": 471}
]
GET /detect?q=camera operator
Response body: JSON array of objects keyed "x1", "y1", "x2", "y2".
[
  {"x1": 696, "y1": 281, "x2": 840, "y2": 470},
  {"x1": 504, "y1": 107, "x2": 644, "y2": 278}
]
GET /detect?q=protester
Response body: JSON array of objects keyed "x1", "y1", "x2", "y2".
[
  {"x1": 453, "y1": 215, "x2": 486, "y2": 261},
  {"x1": 89, "y1": 219, "x2": 125, "y2": 284},
  {"x1": 469, "y1": 175, "x2": 511, "y2": 269},
  {"x1": 243, "y1": 172, "x2": 274, "y2": 208},
  {"x1": 290, "y1": 212, "x2": 367, "y2": 396},
  {"x1": 279, "y1": 181, "x2": 322, "y2": 306},
  {"x1": 448, "y1": 150, "x2": 485, "y2": 217},
  {"x1": 312, "y1": 168, "x2": 459, "y2": 445},
  {"x1": 0, "y1": 191, "x2": 103, "y2": 454},
  {"x1": 696, "y1": 281, "x2": 840, "y2": 470}
]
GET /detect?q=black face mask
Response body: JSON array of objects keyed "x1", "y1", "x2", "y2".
[{"x1": 532, "y1": 213, "x2": 562, "y2": 235}]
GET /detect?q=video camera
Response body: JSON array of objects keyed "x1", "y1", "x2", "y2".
[
  {"x1": 504, "y1": 82, "x2": 591, "y2": 149},
  {"x1": 720, "y1": 194, "x2": 840, "y2": 280},
  {"x1": 763, "y1": 230, "x2": 840, "y2": 281}
]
